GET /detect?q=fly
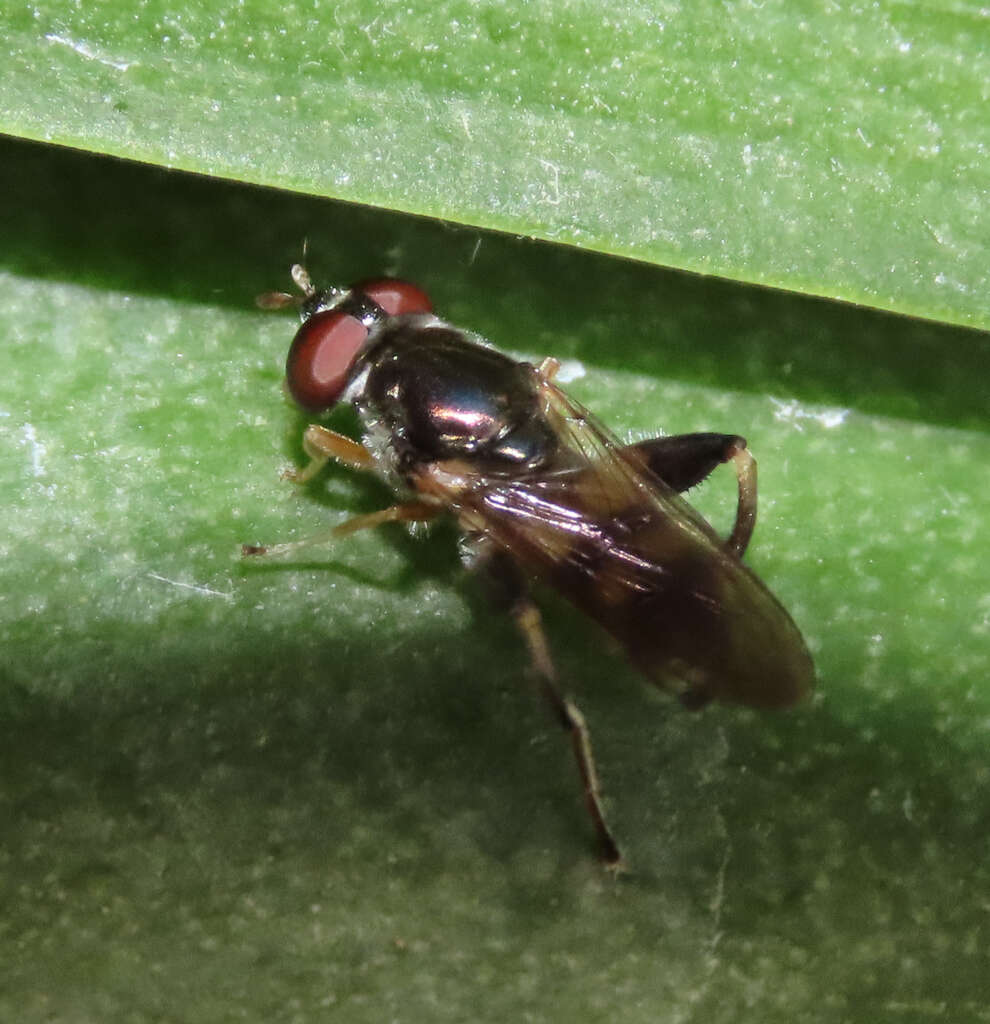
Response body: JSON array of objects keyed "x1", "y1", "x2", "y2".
[{"x1": 245, "y1": 267, "x2": 815, "y2": 868}]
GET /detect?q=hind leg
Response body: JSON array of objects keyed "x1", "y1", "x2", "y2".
[
  {"x1": 477, "y1": 547, "x2": 624, "y2": 870},
  {"x1": 628, "y1": 433, "x2": 757, "y2": 558}
]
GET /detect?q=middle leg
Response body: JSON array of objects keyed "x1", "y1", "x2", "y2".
[{"x1": 242, "y1": 500, "x2": 440, "y2": 558}]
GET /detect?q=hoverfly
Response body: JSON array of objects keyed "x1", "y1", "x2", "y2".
[{"x1": 245, "y1": 266, "x2": 815, "y2": 868}]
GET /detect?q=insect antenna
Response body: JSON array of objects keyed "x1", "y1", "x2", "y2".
[{"x1": 255, "y1": 240, "x2": 319, "y2": 309}]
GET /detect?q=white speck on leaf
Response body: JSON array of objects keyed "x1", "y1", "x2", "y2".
[
  {"x1": 537, "y1": 159, "x2": 561, "y2": 206},
  {"x1": 554, "y1": 359, "x2": 586, "y2": 383},
  {"x1": 45, "y1": 33, "x2": 137, "y2": 72},
  {"x1": 20, "y1": 424, "x2": 47, "y2": 477},
  {"x1": 770, "y1": 397, "x2": 849, "y2": 431},
  {"x1": 146, "y1": 572, "x2": 233, "y2": 601}
]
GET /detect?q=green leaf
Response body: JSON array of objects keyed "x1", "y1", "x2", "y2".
[
  {"x1": 2, "y1": 0, "x2": 990, "y2": 327},
  {"x1": 2, "y1": 136, "x2": 989, "y2": 1022}
]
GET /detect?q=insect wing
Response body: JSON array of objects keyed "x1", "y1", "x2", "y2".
[{"x1": 445, "y1": 376, "x2": 814, "y2": 709}]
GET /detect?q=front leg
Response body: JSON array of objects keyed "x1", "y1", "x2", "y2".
[
  {"x1": 243, "y1": 424, "x2": 440, "y2": 557},
  {"x1": 285, "y1": 424, "x2": 377, "y2": 483}
]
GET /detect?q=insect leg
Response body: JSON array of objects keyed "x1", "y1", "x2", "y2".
[
  {"x1": 283, "y1": 424, "x2": 376, "y2": 483},
  {"x1": 242, "y1": 426, "x2": 399, "y2": 556},
  {"x1": 724, "y1": 442, "x2": 757, "y2": 559},
  {"x1": 628, "y1": 433, "x2": 758, "y2": 558},
  {"x1": 330, "y1": 501, "x2": 440, "y2": 537},
  {"x1": 242, "y1": 501, "x2": 440, "y2": 558},
  {"x1": 536, "y1": 357, "x2": 561, "y2": 381},
  {"x1": 476, "y1": 548, "x2": 623, "y2": 868},
  {"x1": 513, "y1": 596, "x2": 625, "y2": 869},
  {"x1": 626, "y1": 432, "x2": 744, "y2": 492}
]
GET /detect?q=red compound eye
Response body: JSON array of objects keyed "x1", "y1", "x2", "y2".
[
  {"x1": 285, "y1": 309, "x2": 368, "y2": 413},
  {"x1": 283, "y1": 279, "x2": 432, "y2": 413},
  {"x1": 356, "y1": 278, "x2": 433, "y2": 316}
]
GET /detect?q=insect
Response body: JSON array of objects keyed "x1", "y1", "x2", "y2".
[{"x1": 246, "y1": 266, "x2": 815, "y2": 868}]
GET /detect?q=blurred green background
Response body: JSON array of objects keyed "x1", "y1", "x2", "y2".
[
  {"x1": 4, "y1": 0, "x2": 989, "y2": 327},
  {"x1": 2, "y1": 0, "x2": 989, "y2": 1020}
]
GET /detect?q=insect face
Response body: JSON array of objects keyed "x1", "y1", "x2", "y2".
[{"x1": 284, "y1": 277, "x2": 433, "y2": 412}]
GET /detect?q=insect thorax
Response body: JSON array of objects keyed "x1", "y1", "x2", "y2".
[{"x1": 350, "y1": 318, "x2": 559, "y2": 479}]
